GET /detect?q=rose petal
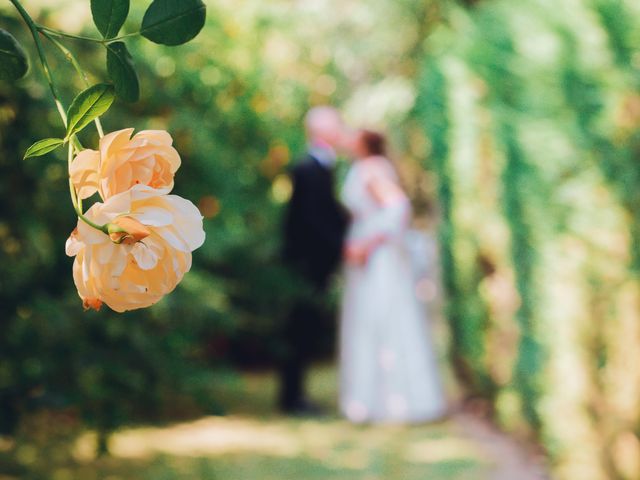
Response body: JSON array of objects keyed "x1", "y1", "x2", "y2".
[
  {"x1": 65, "y1": 232, "x2": 84, "y2": 257},
  {"x1": 131, "y1": 242, "x2": 159, "y2": 270},
  {"x1": 154, "y1": 225, "x2": 190, "y2": 252},
  {"x1": 131, "y1": 206, "x2": 174, "y2": 226},
  {"x1": 69, "y1": 150, "x2": 100, "y2": 200},
  {"x1": 162, "y1": 195, "x2": 206, "y2": 250},
  {"x1": 132, "y1": 130, "x2": 173, "y2": 147},
  {"x1": 99, "y1": 128, "x2": 134, "y2": 164}
]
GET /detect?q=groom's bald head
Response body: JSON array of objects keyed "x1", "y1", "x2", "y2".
[{"x1": 305, "y1": 106, "x2": 344, "y2": 149}]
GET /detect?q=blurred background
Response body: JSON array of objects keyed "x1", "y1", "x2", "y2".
[{"x1": 1, "y1": 0, "x2": 639, "y2": 479}]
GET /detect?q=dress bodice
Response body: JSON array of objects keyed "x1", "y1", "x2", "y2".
[{"x1": 341, "y1": 156, "x2": 408, "y2": 243}]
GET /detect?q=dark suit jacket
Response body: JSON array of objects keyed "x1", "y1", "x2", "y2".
[{"x1": 283, "y1": 154, "x2": 348, "y2": 289}]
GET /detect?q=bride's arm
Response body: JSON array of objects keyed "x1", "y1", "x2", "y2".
[
  {"x1": 344, "y1": 171, "x2": 410, "y2": 266},
  {"x1": 366, "y1": 171, "x2": 411, "y2": 238},
  {"x1": 367, "y1": 174, "x2": 407, "y2": 208}
]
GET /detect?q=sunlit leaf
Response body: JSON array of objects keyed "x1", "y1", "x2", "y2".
[
  {"x1": 106, "y1": 42, "x2": 139, "y2": 102},
  {"x1": 23, "y1": 138, "x2": 64, "y2": 160},
  {"x1": 91, "y1": 0, "x2": 130, "y2": 39},
  {"x1": 141, "y1": 0, "x2": 206, "y2": 46},
  {"x1": 0, "y1": 29, "x2": 29, "y2": 82},
  {"x1": 66, "y1": 84, "x2": 115, "y2": 138}
]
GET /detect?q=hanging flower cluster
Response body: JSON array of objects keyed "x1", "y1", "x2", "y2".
[
  {"x1": 65, "y1": 129, "x2": 205, "y2": 312},
  {"x1": 4, "y1": 0, "x2": 208, "y2": 312}
]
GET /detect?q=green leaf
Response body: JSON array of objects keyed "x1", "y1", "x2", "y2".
[
  {"x1": 66, "y1": 84, "x2": 115, "y2": 138},
  {"x1": 141, "y1": 0, "x2": 206, "y2": 46},
  {"x1": 0, "y1": 29, "x2": 29, "y2": 82},
  {"x1": 23, "y1": 138, "x2": 64, "y2": 159},
  {"x1": 91, "y1": 0, "x2": 130, "y2": 39},
  {"x1": 106, "y1": 42, "x2": 139, "y2": 102}
]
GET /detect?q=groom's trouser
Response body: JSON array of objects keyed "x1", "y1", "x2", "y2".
[{"x1": 278, "y1": 298, "x2": 324, "y2": 410}]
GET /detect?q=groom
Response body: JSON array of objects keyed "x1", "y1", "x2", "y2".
[{"x1": 279, "y1": 106, "x2": 349, "y2": 414}]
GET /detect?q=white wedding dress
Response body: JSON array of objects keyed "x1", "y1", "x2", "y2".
[{"x1": 339, "y1": 157, "x2": 446, "y2": 424}]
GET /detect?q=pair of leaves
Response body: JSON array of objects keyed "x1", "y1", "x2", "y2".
[
  {"x1": 24, "y1": 84, "x2": 115, "y2": 159},
  {"x1": 91, "y1": 0, "x2": 206, "y2": 46},
  {"x1": 0, "y1": 29, "x2": 28, "y2": 82},
  {"x1": 90, "y1": 1, "x2": 138, "y2": 102},
  {"x1": 91, "y1": 0, "x2": 206, "y2": 102}
]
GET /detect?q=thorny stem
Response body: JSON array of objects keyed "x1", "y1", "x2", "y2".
[
  {"x1": 9, "y1": 0, "x2": 84, "y2": 150},
  {"x1": 38, "y1": 25, "x2": 140, "y2": 44},
  {"x1": 9, "y1": 0, "x2": 67, "y2": 125},
  {"x1": 41, "y1": 31, "x2": 104, "y2": 137},
  {"x1": 68, "y1": 143, "x2": 108, "y2": 234},
  {"x1": 12, "y1": 0, "x2": 106, "y2": 234}
]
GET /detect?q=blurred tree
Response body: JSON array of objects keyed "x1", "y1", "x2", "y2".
[{"x1": 418, "y1": 0, "x2": 640, "y2": 478}]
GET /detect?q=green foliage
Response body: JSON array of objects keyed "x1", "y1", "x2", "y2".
[
  {"x1": 90, "y1": 0, "x2": 130, "y2": 39},
  {"x1": 141, "y1": 0, "x2": 206, "y2": 46},
  {"x1": 419, "y1": 0, "x2": 640, "y2": 477},
  {"x1": 418, "y1": 60, "x2": 494, "y2": 396},
  {"x1": 23, "y1": 138, "x2": 64, "y2": 160},
  {"x1": 106, "y1": 42, "x2": 139, "y2": 102},
  {"x1": 0, "y1": 28, "x2": 28, "y2": 81},
  {"x1": 65, "y1": 83, "x2": 115, "y2": 138}
]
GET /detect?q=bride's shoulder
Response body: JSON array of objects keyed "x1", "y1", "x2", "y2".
[
  {"x1": 356, "y1": 155, "x2": 387, "y2": 168},
  {"x1": 358, "y1": 156, "x2": 395, "y2": 178}
]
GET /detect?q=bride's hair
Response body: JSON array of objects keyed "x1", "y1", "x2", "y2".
[
  {"x1": 357, "y1": 129, "x2": 405, "y2": 190},
  {"x1": 358, "y1": 129, "x2": 386, "y2": 157}
]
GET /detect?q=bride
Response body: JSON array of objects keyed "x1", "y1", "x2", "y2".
[{"x1": 339, "y1": 129, "x2": 446, "y2": 424}]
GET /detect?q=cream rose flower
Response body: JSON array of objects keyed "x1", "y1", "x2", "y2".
[
  {"x1": 69, "y1": 128, "x2": 181, "y2": 200},
  {"x1": 65, "y1": 185, "x2": 205, "y2": 312}
]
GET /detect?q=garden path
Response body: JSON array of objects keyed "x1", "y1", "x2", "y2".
[{"x1": 66, "y1": 365, "x2": 551, "y2": 480}]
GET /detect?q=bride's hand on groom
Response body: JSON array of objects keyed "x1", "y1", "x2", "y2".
[
  {"x1": 344, "y1": 235, "x2": 385, "y2": 266},
  {"x1": 345, "y1": 243, "x2": 369, "y2": 266}
]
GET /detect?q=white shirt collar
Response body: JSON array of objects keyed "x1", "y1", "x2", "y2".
[{"x1": 308, "y1": 145, "x2": 337, "y2": 169}]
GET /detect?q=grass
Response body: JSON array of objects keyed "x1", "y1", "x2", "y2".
[{"x1": 1, "y1": 365, "x2": 496, "y2": 480}]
